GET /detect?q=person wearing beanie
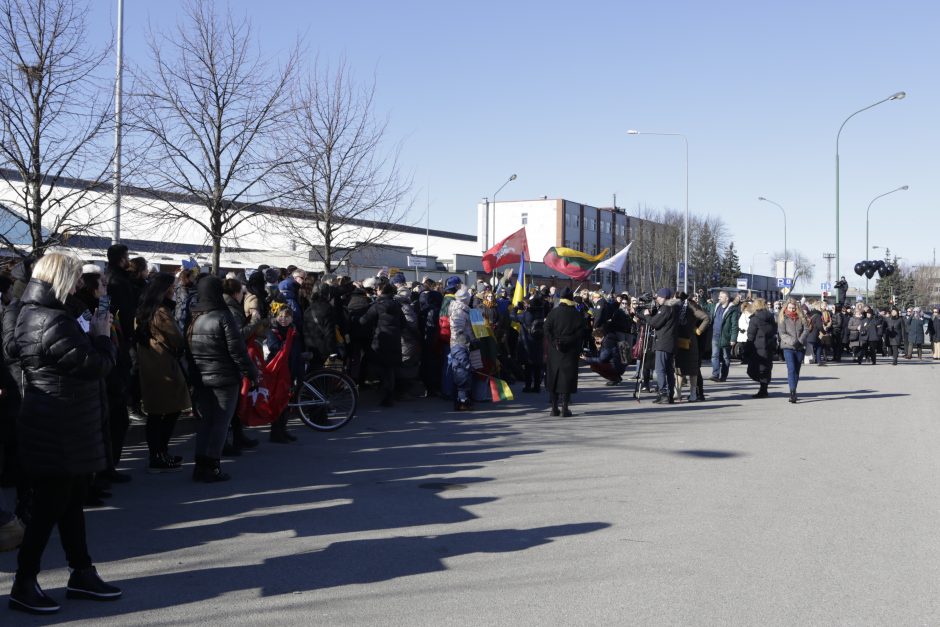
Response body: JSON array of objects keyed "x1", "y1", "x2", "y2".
[
  {"x1": 640, "y1": 287, "x2": 680, "y2": 404},
  {"x1": 185, "y1": 276, "x2": 259, "y2": 482},
  {"x1": 359, "y1": 283, "x2": 405, "y2": 407},
  {"x1": 104, "y1": 244, "x2": 136, "y2": 485},
  {"x1": 444, "y1": 276, "x2": 462, "y2": 294}
]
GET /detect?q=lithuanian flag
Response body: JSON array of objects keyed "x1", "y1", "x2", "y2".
[
  {"x1": 542, "y1": 247, "x2": 609, "y2": 281},
  {"x1": 489, "y1": 376, "x2": 514, "y2": 402}
]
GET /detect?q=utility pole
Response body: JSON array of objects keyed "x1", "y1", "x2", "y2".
[{"x1": 823, "y1": 252, "x2": 836, "y2": 284}]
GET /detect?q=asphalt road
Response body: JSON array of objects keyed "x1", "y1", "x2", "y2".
[{"x1": 1, "y1": 357, "x2": 938, "y2": 625}]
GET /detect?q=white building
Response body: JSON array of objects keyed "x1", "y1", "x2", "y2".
[{"x1": 0, "y1": 170, "x2": 480, "y2": 275}]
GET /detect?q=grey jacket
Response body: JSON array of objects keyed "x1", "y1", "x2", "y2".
[{"x1": 777, "y1": 313, "x2": 810, "y2": 351}]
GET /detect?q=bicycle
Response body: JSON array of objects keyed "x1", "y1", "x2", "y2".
[{"x1": 288, "y1": 357, "x2": 358, "y2": 431}]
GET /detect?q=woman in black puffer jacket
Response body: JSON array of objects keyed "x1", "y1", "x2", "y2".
[
  {"x1": 186, "y1": 276, "x2": 258, "y2": 482},
  {"x1": 7, "y1": 253, "x2": 121, "y2": 614}
]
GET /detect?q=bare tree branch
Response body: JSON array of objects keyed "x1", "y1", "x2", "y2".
[
  {"x1": 128, "y1": 0, "x2": 298, "y2": 272},
  {"x1": 0, "y1": 0, "x2": 113, "y2": 258},
  {"x1": 266, "y1": 58, "x2": 413, "y2": 273}
]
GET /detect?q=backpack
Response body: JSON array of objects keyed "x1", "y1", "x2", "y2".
[{"x1": 438, "y1": 295, "x2": 454, "y2": 345}]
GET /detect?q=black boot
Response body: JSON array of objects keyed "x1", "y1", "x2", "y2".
[
  {"x1": 66, "y1": 566, "x2": 122, "y2": 601},
  {"x1": 192, "y1": 455, "x2": 209, "y2": 482},
  {"x1": 9, "y1": 577, "x2": 60, "y2": 614},
  {"x1": 789, "y1": 390, "x2": 797, "y2": 404},
  {"x1": 753, "y1": 383, "x2": 769, "y2": 398},
  {"x1": 195, "y1": 458, "x2": 230, "y2": 483},
  {"x1": 561, "y1": 394, "x2": 573, "y2": 417},
  {"x1": 550, "y1": 393, "x2": 560, "y2": 417}
]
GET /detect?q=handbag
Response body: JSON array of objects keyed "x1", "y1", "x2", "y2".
[
  {"x1": 676, "y1": 337, "x2": 691, "y2": 350},
  {"x1": 819, "y1": 332, "x2": 832, "y2": 347}
]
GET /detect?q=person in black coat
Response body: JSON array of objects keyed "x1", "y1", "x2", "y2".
[
  {"x1": 858, "y1": 308, "x2": 880, "y2": 365},
  {"x1": 544, "y1": 288, "x2": 586, "y2": 417},
  {"x1": 417, "y1": 279, "x2": 444, "y2": 396},
  {"x1": 640, "y1": 288, "x2": 679, "y2": 404},
  {"x1": 512, "y1": 295, "x2": 547, "y2": 393},
  {"x1": 883, "y1": 307, "x2": 906, "y2": 365},
  {"x1": 7, "y1": 253, "x2": 122, "y2": 613},
  {"x1": 581, "y1": 326, "x2": 626, "y2": 385},
  {"x1": 745, "y1": 299, "x2": 777, "y2": 397},
  {"x1": 186, "y1": 276, "x2": 258, "y2": 482},
  {"x1": 360, "y1": 284, "x2": 405, "y2": 407},
  {"x1": 303, "y1": 282, "x2": 337, "y2": 369}
]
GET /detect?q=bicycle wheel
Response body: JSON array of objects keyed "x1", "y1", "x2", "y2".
[{"x1": 295, "y1": 369, "x2": 358, "y2": 431}]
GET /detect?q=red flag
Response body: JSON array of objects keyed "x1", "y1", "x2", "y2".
[
  {"x1": 482, "y1": 227, "x2": 530, "y2": 273},
  {"x1": 237, "y1": 327, "x2": 296, "y2": 426}
]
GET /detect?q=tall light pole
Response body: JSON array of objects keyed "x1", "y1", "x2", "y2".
[
  {"x1": 835, "y1": 91, "x2": 905, "y2": 281},
  {"x1": 865, "y1": 185, "x2": 908, "y2": 297},
  {"x1": 112, "y1": 0, "x2": 125, "y2": 244},
  {"x1": 490, "y1": 174, "x2": 517, "y2": 247},
  {"x1": 628, "y1": 129, "x2": 689, "y2": 293},
  {"x1": 750, "y1": 251, "x2": 769, "y2": 291},
  {"x1": 757, "y1": 196, "x2": 788, "y2": 284}
]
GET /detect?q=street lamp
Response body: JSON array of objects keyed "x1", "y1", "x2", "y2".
[
  {"x1": 757, "y1": 196, "x2": 788, "y2": 284},
  {"x1": 865, "y1": 185, "x2": 908, "y2": 296},
  {"x1": 627, "y1": 129, "x2": 689, "y2": 293},
  {"x1": 835, "y1": 91, "x2": 905, "y2": 281},
  {"x1": 490, "y1": 173, "x2": 517, "y2": 248},
  {"x1": 750, "y1": 251, "x2": 770, "y2": 291}
]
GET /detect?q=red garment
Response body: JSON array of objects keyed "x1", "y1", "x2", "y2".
[{"x1": 237, "y1": 327, "x2": 295, "y2": 426}]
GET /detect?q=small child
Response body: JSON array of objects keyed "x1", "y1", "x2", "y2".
[{"x1": 265, "y1": 302, "x2": 304, "y2": 443}]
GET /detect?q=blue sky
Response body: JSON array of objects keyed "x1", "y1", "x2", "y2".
[{"x1": 91, "y1": 1, "x2": 938, "y2": 288}]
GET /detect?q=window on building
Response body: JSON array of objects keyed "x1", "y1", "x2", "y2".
[
  {"x1": 584, "y1": 217, "x2": 596, "y2": 231},
  {"x1": 521, "y1": 212, "x2": 528, "y2": 225},
  {"x1": 601, "y1": 221, "x2": 611, "y2": 234},
  {"x1": 616, "y1": 224, "x2": 626, "y2": 236}
]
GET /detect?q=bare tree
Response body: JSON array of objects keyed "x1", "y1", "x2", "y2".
[
  {"x1": 771, "y1": 250, "x2": 814, "y2": 293},
  {"x1": 0, "y1": 0, "x2": 112, "y2": 257},
  {"x1": 130, "y1": 0, "x2": 297, "y2": 272},
  {"x1": 267, "y1": 59, "x2": 411, "y2": 273}
]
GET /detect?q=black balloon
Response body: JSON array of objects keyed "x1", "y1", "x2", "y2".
[
  {"x1": 854, "y1": 262, "x2": 866, "y2": 276},
  {"x1": 865, "y1": 266, "x2": 877, "y2": 279}
]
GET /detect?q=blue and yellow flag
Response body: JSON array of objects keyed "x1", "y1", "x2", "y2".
[{"x1": 511, "y1": 254, "x2": 526, "y2": 308}]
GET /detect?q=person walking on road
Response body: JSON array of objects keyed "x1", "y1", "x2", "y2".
[
  {"x1": 745, "y1": 298, "x2": 777, "y2": 398},
  {"x1": 778, "y1": 298, "x2": 810, "y2": 404},
  {"x1": 544, "y1": 287, "x2": 586, "y2": 417},
  {"x1": 674, "y1": 293, "x2": 709, "y2": 402},
  {"x1": 884, "y1": 307, "x2": 906, "y2": 366},
  {"x1": 905, "y1": 307, "x2": 925, "y2": 360},
  {"x1": 707, "y1": 291, "x2": 738, "y2": 382}
]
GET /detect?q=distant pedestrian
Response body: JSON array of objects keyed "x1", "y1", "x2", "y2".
[
  {"x1": 545, "y1": 287, "x2": 586, "y2": 417},
  {"x1": 905, "y1": 307, "x2": 925, "y2": 360},
  {"x1": 778, "y1": 298, "x2": 810, "y2": 403},
  {"x1": 745, "y1": 299, "x2": 777, "y2": 398}
]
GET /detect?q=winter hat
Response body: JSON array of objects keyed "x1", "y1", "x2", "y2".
[
  {"x1": 445, "y1": 275, "x2": 462, "y2": 291},
  {"x1": 81, "y1": 263, "x2": 101, "y2": 276},
  {"x1": 263, "y1": 267, "x2": 280, "y2": 284},
  {"x1": 455, "y1": 286, "x2": 471, "y2": 304},
  {"x1": 362, "y1": 277, "x2": 376, "y2": 289},
  {"x1": 390, "y1": 273, "x2": 406, "y2": 286},
  {"x1": 656, "y1": 287, "x2": 674, "y2": 299}
]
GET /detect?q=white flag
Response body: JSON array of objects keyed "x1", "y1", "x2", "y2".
[{"x1": 595, "y1": 241, "x2": 633, "y2": 273}]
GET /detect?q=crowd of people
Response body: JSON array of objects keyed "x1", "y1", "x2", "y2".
[{"x1": 0, "y1": 244, "x2": 938, "y2": 614}]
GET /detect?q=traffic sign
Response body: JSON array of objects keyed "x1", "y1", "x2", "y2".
[
  {"x1": 783, "y1": 278, "x2": 794, "y2": 288},
  {"x1": 776, "y1": 278, "x2": 784, "y2": 288},
  {"x1": 736, "y1": 278, "x2": 748, "y2": 290},
  {"x1": 820, "y1": 282, "x2": 831, "y2": 291}
]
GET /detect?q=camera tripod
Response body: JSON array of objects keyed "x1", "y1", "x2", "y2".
[{"x1": 631, "y1": 322, "x2": 655, "y2": 402}]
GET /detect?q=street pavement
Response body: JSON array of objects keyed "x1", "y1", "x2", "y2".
[{"x1": 1, "y1": 357, "x2": 939, "y2": 625}]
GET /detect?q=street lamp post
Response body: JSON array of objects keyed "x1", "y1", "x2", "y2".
[
  {"x1": 835, "y1": 91, "x2": 905, "y2": 282},
  {"x1": 865, "y1": 185, "x2": 908, "y2": 297},
  {"x1": 490, "y1": 174, "x2": 518, "y2": 247},
  {"x1": 751, "y1": 251, "x2": 770, "y2": 292},
  {"x1": 627, "y1": 129, "x2": 689, "y2": 293},
  {"x1": 757, "y1": 196, "x2": 788, "y2": 285}
]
